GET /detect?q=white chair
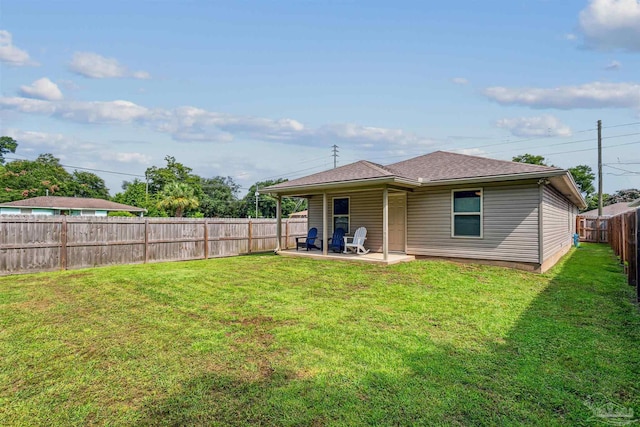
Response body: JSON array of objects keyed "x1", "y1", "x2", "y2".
[{"x1": 343, "y1": 227, "x2": 370, "y2": 254}]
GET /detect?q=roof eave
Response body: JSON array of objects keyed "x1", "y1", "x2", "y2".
[
  {"x1": 260, "y1": 176, "x2": 419, "y2": 196},
  {"x1": 0, "y1": 204, "x2": 146, "y2": 212},
  {"x1": 418, "y1": 170, "x2": 566, "y2": 186}
]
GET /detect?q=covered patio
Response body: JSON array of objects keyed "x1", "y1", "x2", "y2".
[
  {"x1": 277, "y1": 248, "x2": 415, "y2": 266},
  {"x1": 260, "y1": 161, "x2": 420, "y2": 263}
]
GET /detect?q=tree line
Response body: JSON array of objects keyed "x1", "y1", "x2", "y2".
[
  {"x1": 2, "y1": 136, "x2": 637, "y2": 216},
  {"x1": 0, "y1": 137, "x2": 305, "y2": 218},
  {"x1": 512, "y1": 153, "x2": 639, "y2": 211}
]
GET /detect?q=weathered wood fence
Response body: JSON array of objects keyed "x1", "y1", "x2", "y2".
[
  {"x1": 607, "y1": 208, "x2": 639, "y2": 301},
  {"x1": 0, "y1": 216, "x2": 308, "y2": 275},
  {"x1": 576, "y1": 216, "x2": 609, "y2": 243}
]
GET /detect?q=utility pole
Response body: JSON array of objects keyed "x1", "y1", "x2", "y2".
[
  {"x1": 597, "y1": 120, "x2": 603, "y2": 217},
  {"x1": 332, "y1": 145, "x2": 339, "y2": 168}
]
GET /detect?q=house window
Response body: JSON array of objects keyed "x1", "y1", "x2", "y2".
[
  {"x1": 452, "y1": 189, "x2": 482, "y2": 238},
  {"x1": 333, "y1": 197, "x2": 349, "y2": 234}
]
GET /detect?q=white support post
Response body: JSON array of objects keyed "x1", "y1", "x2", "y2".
[
  {"x1": 322, "y1": 192, "x2": 328, "y2": 256},
  {"x1": 383, "y1": 186, "x2": 389, "y2": 261},
  {"x1": 275, "y1": 195, "x2": 282, "y2": 253}
]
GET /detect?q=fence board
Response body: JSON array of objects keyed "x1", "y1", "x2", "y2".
[
  {"x1": 606, "y1": 208, "x2": 639, "y2": 301},
  {"x1": 0, "y1": 216, "x2": 307, "y2": 275},
  {"x1": 577, "y1": 216, "x2": 609, "y2": 243}
]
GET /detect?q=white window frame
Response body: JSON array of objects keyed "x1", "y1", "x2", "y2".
[
  {"x1": 451, "y1": 188, "x2": 483, "y2": 239},
  {"x1": 332, "y1": 196, "x2": 350, "y2": 234}
]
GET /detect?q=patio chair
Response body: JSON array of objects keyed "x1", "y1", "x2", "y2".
[
  {"x1": 343, "y1": 227, "x2": 370, "y2": 254},
  {"x1": 296, "y1": 227, "x2": 320, "y2": 251},
  {"x1": 328, "y1": 227, "x2": 346, "y2": 253}
]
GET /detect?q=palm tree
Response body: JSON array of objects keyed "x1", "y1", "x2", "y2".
[{"x1": 157, "y1": 182, "x2": 199, "y2": 217}]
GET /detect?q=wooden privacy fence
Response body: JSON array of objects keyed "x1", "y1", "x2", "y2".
[
  {"x1": 576, "y1": 216, "x2": 609, "y2": 243},
  {"x1": 607, "y1": 208, "x2": 639, "y2": 300},
  {"x1": 0, "y1": 216, "x2": 308, "y2": 275}
]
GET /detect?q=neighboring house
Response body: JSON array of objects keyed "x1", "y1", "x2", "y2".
[
  {"x1": 289, "y1": 210, "x2": 308, "y2": 218},
  {"x1": 261, "y1": 151, "x2": 586, "y2": 273},
  {"x1": 0, "y1": 196, "x2": 146, "y2": 217},
  {"x1": 580, "y1": 200, "x2": 640, "y2": 218}
]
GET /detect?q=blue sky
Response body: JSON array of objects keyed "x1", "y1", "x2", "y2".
[{"x1": 1, "y1": 0, "x2": 639, "y2": 195}]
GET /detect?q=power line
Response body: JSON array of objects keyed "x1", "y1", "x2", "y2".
[
  {"x1": 604, "y1": 164, "x2": 640, "y2": 175},
  {"x1": 4, "y1": 156, "x2": 145, "y2": 177}
]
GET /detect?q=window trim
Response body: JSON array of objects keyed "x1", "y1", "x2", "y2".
[
  {"x1": 451, "y1": 188, "x2": 483, "y2": 239},
  {"x1": 332, "y1": 196, "x2": 350, "y2": 234}
]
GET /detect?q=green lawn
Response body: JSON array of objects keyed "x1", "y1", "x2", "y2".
[{"x1": 1, "y1": 244, "x2": 639, "y2": 426}]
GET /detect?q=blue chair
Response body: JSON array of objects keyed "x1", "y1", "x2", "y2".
[
  {"x1": 296, "y1": 227, "x2": 320, "y2": 251},
  {"x1": 328, "y1": 227, "x2": 346, "y2": 253}
]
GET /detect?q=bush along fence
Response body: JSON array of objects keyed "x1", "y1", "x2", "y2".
[
  {"x1": 0, "y1": 216, "x2": 308, "y2": 275},
  {"x1": 607, "y1": 208, "x2": 640, "y2": 301}
]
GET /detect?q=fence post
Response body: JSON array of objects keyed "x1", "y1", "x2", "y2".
[
  {"x1": 60, "y1": 216, "x2": 68, "y2": 270},
  {"x1": 285, "y1": 220, "x2": 289, "y2": 250},
  {"x1": 634, "y1": 210, "x2": 639, "y2": 293},
  {"x1": 248, "y1": 220, "x2": 252, "y2": 254},
  {"x1": 204, "y1": 220, "x2": 209, "y2": 259},
  {"x1": 621, "y1": 214, "x2": 626, "y2": 267},
  {"x1": 635, "y1": 209, "x2": 639, "y2": 300},
  {"x1": 144, "y1": 218, "x2": 149, "y2": 263}
]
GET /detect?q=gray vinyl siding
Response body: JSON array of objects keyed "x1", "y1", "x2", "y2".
[
  {"x1": 407, "y1": 182, "x2": 540, "y2": 263},
  {"x1": 308, "y1": 190, "x2": 384, "y2": 252},
  {"x1": 542, "y1": 185, "x2": 572, "y2": 261}
]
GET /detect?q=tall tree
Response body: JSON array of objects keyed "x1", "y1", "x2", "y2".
[
  {"x1": 199, "y1": 176, "x2": 241, "y2": 217},
  {"x1": 70, "y1": 171, "x2": 110, "y2": 199},
  {"x1": 568, "y1": 165, "x2": 595, "y2": 196},
  {"x1": 512, "y1": 153, "x2": 548, "y2": 166},
  {"x1": 157, "y1": 182, "x2": 200, "y2": 217},
  {"x1": 0, "y1": 154, "x2": 73, "y2": 202},
  {"x1": 608, "y1": 188, "x2": 640, "y2": 204},
  {"x1": 145, "y1": 155, "x2": 202, "y2": 195},
  {"x1": 113, "y1": 179, "x2": 165, "y2": 217},
  {"x1": 0, "y1": 136, "x2": 18, "y2": 165},
  {"x1": 238, "y1": 179, "x2": 306, "y2": 218}
]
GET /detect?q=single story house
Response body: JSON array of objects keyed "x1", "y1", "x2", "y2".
[
  {"x1": 289, "y1": 210, "x2": 308, "y2": 218},
  {"x1": 579, "y1": 200, "x2": 640, "y2": 218},
  {"x1": 261, "y1": 151, "x2": 586, "y2": 273},
  {"x1": 0, "y1": 196, "x2": 146, "y2": 217}
]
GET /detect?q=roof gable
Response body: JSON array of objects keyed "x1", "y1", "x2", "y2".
[
  {"x1": 267, "y1": 160, "x2": 398, "y2": 190},
  {"x1": 387, "y1": 151, "x2": 561, "y2": 182},
  {"x1": 0, "y1": 196, "x2": 146, "y2": 212}
]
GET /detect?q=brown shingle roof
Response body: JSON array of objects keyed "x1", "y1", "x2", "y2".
[
  {"x1": 267, "y1": 160, "x2": 398, "y2": 189},
  {"x1": 386, "y1": 151, "x2": 561, "y2": 181},
  {"x1": 0, "y1": 196, "x2": 146, "y2": 212},
  {"x1": 580, "y1": 200, "x2": 639, "y2": 218},
  {"x1": 264, "y1": 151, "x2": 562, "y2": 191}
]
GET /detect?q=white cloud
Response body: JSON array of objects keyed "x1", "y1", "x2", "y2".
[
  {"x1": 0, "y1": 30, "x2": 37, "y2": 66},
  {"x1": 69, "y1": 52, "x2": 151, "y2": 79},
  {"x1": 131, "y1": 70, "x2": 151, "y2": 80},
  {"x1": 451, "y1": 77, "x2": 469, "y2": 85},
  {"x1": 604, "y1": 60, "x2": 622, "y2": 70},
  {"x1": 495, "y1": 115, "x2": 572, "y2": 137},
  {"x1": 578, "y1": 0, "x2": 640, "y2": 51},
  {"x1": 101, "y1": 152, "x2": 152, "y2": 164},
  {"x1": 0, "y1": 97, "x2": 150, "y2": 124},
  {"x1": 565, "y1": 33, "x2": 578, "y2": 41},
  {"x1": 19, "y1": 78, "x2": 64, "y2": 101},
  {"x1": 3, "y1": 129, "x2": 66, "y2": 150},
  {"x1": 0, "y1": 95, "x2": 437, "y2": 150},
  {"x1": 483, "y1": 82, "x2": 640, "y2": 109}
]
